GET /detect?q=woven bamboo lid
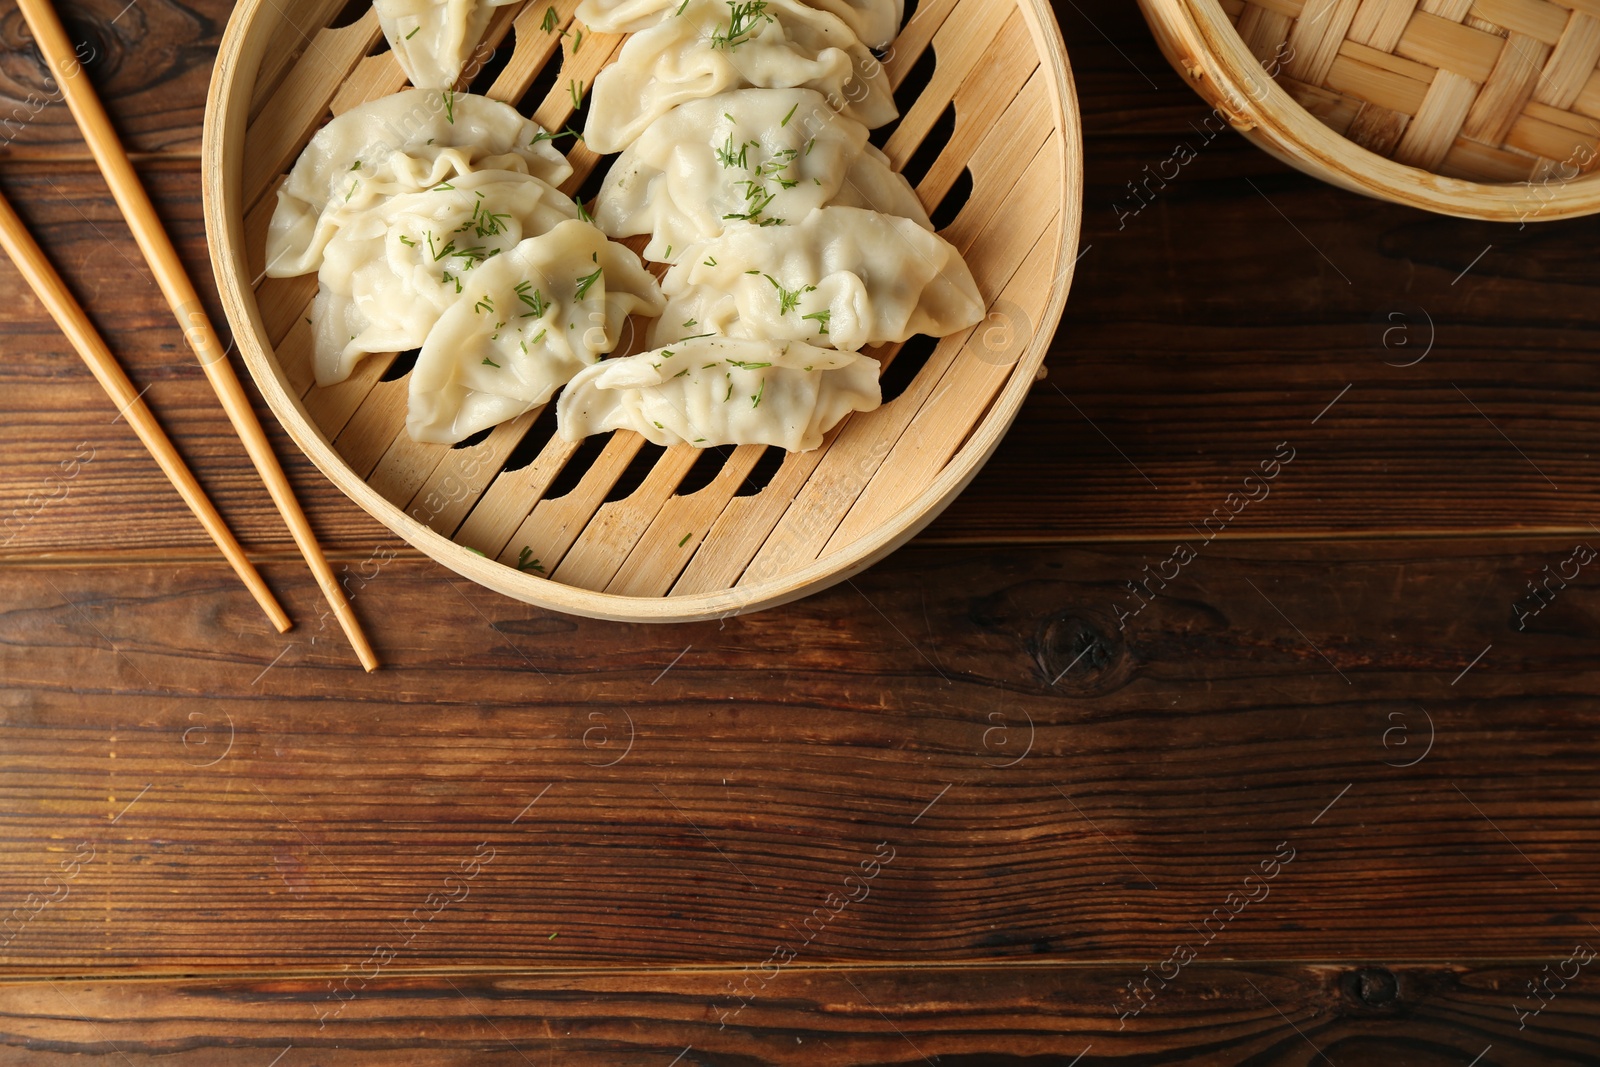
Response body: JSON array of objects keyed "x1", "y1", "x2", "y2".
[{"x1": 1140, "y1": 0, "x2": 1600, "y2": 219}]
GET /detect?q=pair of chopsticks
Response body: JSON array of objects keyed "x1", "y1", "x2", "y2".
[{"x1": 9, "y1": 0, "x2": 377, "y2": 670}]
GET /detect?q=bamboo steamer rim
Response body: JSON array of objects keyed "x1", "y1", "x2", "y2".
[
  {"x1": 203, "y1": 0, "x2": 1082, "y2": 622},
  {"x1": 1139, "y1": 0, "x2": 1600, "y2": 221}
]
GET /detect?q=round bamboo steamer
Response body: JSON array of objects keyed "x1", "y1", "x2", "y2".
[
  {"x1": 1139, "y1": 0, "x2": 1600, "y2": 220},
  {"x1": 202, "y1": 0, "x2": 1081, "y2": 622}
]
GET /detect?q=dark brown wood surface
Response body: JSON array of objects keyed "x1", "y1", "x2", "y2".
[{"x1": 2, "y1": 0, "x2": 1599, "y2": 1062}]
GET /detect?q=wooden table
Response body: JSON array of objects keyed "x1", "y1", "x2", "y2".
[{"x1": 1, "y1": 0, "x2": 1597, "y2": 1062}]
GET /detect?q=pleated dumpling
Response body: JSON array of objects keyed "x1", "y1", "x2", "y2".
[
  {"x1": 575, "y1": 0, "x2": 902, "y2": 48},
  {"x1": 557, "y1": 337, "x2": 881, "y2": 451},
  {"x1": 649, "y1": 206, "x2": 983, "y2": 351},
  {"x1": 595, "y1": 88, "x2": 928, "y2": 263},
  {"x1": 583, "y1": 0, "x2": 897, "y2": 154},
  {"x1": 407, "y1": 220, "x2": 666, "y2": 444},
  {"x1": 374, "y1": 0, "x2": 520, "y2": 89},
  {"x1": 311, "y1": 171, "x2": 580, "y2": 385},
  {"x1": 267, "y1": 89, "x2": 572, "y2": 278}
]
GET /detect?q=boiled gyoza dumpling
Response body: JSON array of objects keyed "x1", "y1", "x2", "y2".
[
  {"x1": 575, "y1": 0, "x2": 901, "y2": 48},
  {"x1": 407, "y1": 221, "x2": 666, "y2": 444},
  {"x1": 311, "y1": 171, "x2": 580, "y2": 384},
  {"x1": 267, "y1": 89, "x2": 572, "y2": 278},
  {"x1": 595, "y1": 88, "x2": 928, "y2": 262},
  {"x1": 557, "y1": 336, "x2": 881, "y2": 451},
  {"x1": 375, "y1": 0, "x2": 520, "y2": 89},
  {"x1": 649, "y1": 206, "x2": 982, "y2": 351},
  {"x1": 583, "y1": 0, "x2": 897, "y2": 154}
]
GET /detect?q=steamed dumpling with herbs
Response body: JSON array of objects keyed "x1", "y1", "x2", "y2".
[
  {"x1": 583, "y1": 0, "x2": 897, "y2": 154},
  {"x1": 407, "y1": 221, "x2": 665, "y2": 444},
  {"x1": 557, "y1": 336, "x2": 880, "y2": 451},
  {"x1": 310, "y1": 171, "x2": 580, "y2": 385},
  {"x1": 267, "y1": 89, "x2": 572, "y2": 278},
  {"x1": 374, "y1": 0, "x2": 520, "y2": 89},
  {"x1": 575, "y1": 0, "x2": 902, "y2": 48},
  {"x1": 649, "y1": 206, "x2": 982, "y2": 351},
  {"x1": 595, "y1": 88, "x2": 928, "y2": 263}
]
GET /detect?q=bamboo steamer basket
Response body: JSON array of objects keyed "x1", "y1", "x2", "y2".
[
  {"x1": 203, "y1": 0, "x2": 1081, "y2": 622},
  {"x1": 1139, "y1": 0, "x2": 1600, "y2": 220}
]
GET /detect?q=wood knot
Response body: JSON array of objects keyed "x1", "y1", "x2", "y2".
[
  {"x1": 1032, "y1": 610, "x2": 1132, "y2": 696},
  {"x1": 1343, "y1": 967, "x2": 1400, "y2": 1010}
]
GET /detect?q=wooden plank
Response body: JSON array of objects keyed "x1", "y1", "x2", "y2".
[
  {"x1": 882, "y1": 0, "x2": 1017, "y2": 167},
  {"x1": 5, "y1": 538, "x2": 1600, "y2": 969},
  {"x1": 8, "y1": 5, "x2": 1600, "y2": 558},
  {"x1": 553, "y1": 445, "x2": 701, "y2": 590},
  {"x1": 404, "y1": 410, "x2": 542, "y2": 534},
  {"x1": 669, "y1": 436, "x2": 833, "y2": 593},
  {"x1": 1, "y1": 962, "x2": 1600, "y2": 1060},
  {"x1": 915, "y1": 15, "x2": 1041, "y2": 206},
  {"x1": 607, "y1": 445, "x2": 767, "y2": 596},
  {"x1": 497, "y1": 431, "x2": 645, "y2": 571},
  {"x1": 6, "y1": 153, "x2": 1600, "y2": 552},
  {"x1": 453, "y1": 431, "x2": 581, "y2": 556}
]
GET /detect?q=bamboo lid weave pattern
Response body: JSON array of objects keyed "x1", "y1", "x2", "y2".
[{"x1": 1219, "y1": 0, "x2": 1600, "y2": 181}]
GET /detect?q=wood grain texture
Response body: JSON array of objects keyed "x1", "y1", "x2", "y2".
[
  {"x1": 1, "y1": 962, "x2": 1598, "y2": 1063},
  {"x1": 0, "y1": 0, "x2": 1596, "y2": 1054},
  {"x1": 3, "y1": 539, "x2": 1600, "y2": 972},
  {"x1": 2, "y1": 4, "x2": 1598, "y2": 557},
  {"x1": 0, "y1": 0, "x2": 221, "y2": 159}
]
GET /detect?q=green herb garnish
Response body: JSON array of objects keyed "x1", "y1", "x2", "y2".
[
  {"x1": 764, "y1": 273, "x2": 815, "y2": 315},
  {"x1": 710, "y1": 0, "x2": 773, "y2": 50},
  {"x1": 716, "y1": 134, "x2": 752, "y2": 169},
  {"x1": 574, "y1": 266, "x2": 603, "y2": 299},
  {"x1": 515, "y1": 280, "x2": 550, "y2": 318}
]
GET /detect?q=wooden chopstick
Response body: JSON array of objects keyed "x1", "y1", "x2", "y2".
[
  {"x1": 18, "y1": 0, "x2": 378, "y2": 671},
  {"x1": 0, "y1": 188, "x2": 293, "y2": 635}
]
